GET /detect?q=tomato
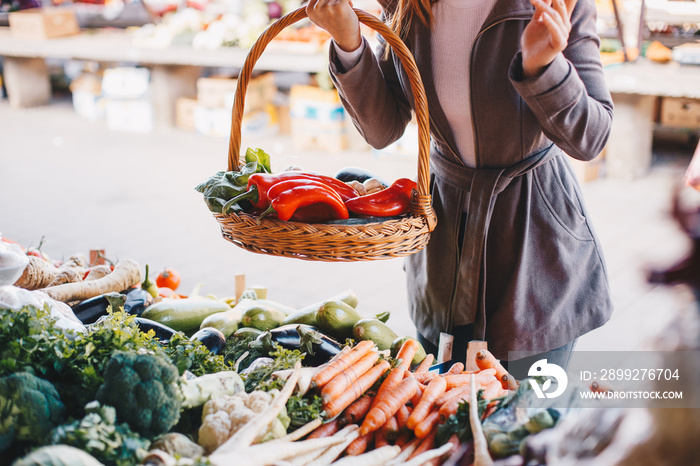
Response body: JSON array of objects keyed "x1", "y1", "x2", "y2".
[
  {"x1": 156, "y1": 268, "x2": 181, "y2": 291},
  {"x1": 158, "y1": 287, "x2": 181, "y2": 299}
]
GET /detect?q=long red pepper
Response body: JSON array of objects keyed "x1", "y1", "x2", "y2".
[
  {"x1": 224, "y1": 171, "x2": 359, "y2": 213},
  {"x1": 344, "y1": 178, "x2": 417, "y2": 217},
  {"x1": 260, "y1": 183, "x2": 349, "y2": 222}
]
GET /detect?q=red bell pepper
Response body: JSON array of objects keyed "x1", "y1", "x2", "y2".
[
  {"x1": 260, "y1": 183, "x2": 349, "y2": 222},
  {"x1": 344, "y1": 178, "x2": 417, "y2": 217},
  {"x1": 223, "y1": 171, "x2": 359, "y2": 213}
]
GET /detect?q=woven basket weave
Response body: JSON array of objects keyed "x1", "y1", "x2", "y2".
[{"x1": 213, "y1": 6, "x2": 437, "y2": 261}]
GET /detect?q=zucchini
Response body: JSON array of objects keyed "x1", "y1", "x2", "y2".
[
  {"x1": 390, "y1": 336, "x2": 427, "y2": 366},
  {"x1": 240, "y1": 306, "x2": 286, "y2": 331},
  {"x1": 316, "y1": 299, "x2": 363, "y2": 340},
  {"x1": 233, "y1": 327, "x2": 264, "y2": 339},
  {"x1": 282, "y1": 289, "x2": 359, "y2": 327},
  {"x1": 141, "y1": 298, "x2": 230, "y2": 333},
  {"x1": 352, "y1": 318, "x2": 399, "y2": 350}
]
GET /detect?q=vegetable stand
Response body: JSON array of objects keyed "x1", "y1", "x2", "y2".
[{"x1": 211, "y1": 6, "x2": 437, "y2": 262}]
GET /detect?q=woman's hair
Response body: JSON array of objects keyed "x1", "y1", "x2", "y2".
[{"x1": 388, "y1": 0, "x2": 434, "y2": 40}]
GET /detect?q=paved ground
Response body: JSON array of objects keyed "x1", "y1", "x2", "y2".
[{"x1": 1, "y1": 98, "x2": 698, "y2": 352}]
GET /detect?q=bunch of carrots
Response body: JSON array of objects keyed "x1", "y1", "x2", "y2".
[{"x1": 302, "y1": 339, "x2": 519, "y2": 464}]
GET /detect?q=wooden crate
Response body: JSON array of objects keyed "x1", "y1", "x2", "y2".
[
  {"x1": 9, "y1": 7, "x2": 79, "y2": 39},
  {"x1": 660, "y1": 97, "x2": 700, "y2": 129}
]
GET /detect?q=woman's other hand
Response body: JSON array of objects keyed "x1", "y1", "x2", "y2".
[
  {"x1": 521, "y1": 0, "x2": 577, "y2": 78},
  {"x1": 306, "y1": 0, "x2": 362, "y2": 52}
]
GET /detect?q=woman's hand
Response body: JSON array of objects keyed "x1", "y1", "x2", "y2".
[
  {"x1": 521, "y1": 0, "x2": 577, "y2": 78},
  {"x1": 306, "y1": 0, "x2": 362, "y2": 52}
]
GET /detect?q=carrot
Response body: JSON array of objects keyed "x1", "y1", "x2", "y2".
[
  {"x1": 446, "y1": 362, "x2": 464, "y2": 374},
  {"x1": 407, "y1": 376, "x2": 447, "y2": 430},
  {"x1": 394, "y1": 429, "x2": 412, "y2": 447},
  {"x1": 321, "y1": 351, "x2": 379, "y2": 404},
  {"x1": 482, "y1": 378, "x2": 503, "y2": 401},
  {"x1": 411, "y1": 384, "x2": 423, "y2": 407},
  {"x1": 374, "y1": 428, "x2": 390, "y2": 448},
  {"x1": 475, "y1": 349, "x2": 511, "y2": 388},
  {"x1": 360, "y1": 376, "x2": 418, "y2": 435},
  {"x1": 344, "y1": 431, "x2": 373, "y2": 456},
  {"x1": 395, "y1": 338, "x2": 421, "y2": 370},
  {"x1": 413, "y1": 371, "x2": 441, "y2": 384},
  {"x1": 323, "y1": 360, "x2": 390, "y2": 419},
  {"x1": 43, "y1": 258, "x2": 141, "y2": 303},
  {"x1": 502, "y1": 373, "x2": 519, "y2": 390},
  {"x1": 340, "y1": 395, "x2": 374, "y2": 426},
  {"x1": 414, "y1": 353, "x2": 434, "y2": 373},
  {"x1": 395, "y1": 404, "x2": 411, "y2": 431},
  {"x1": 436, "y1": 385, "x2": 470, "y2": 407},
  {"x1": 371, "y1": 367, "x2": 405, "y2": 410},
  {"x1": 438, "y1": 393, "x2": 470, "y2": 424},
  {"x1": 381, "y1": 415, "x2": 400, "y2": 442},
  {"x1": 414, "y1": 409, "x2": 440, "y2": 438},
  {"x1": 408, "y1": 426, "x2": 437, "y2": 459},
  {"x1": 307, "y1": 418, "x2": 340, "y2": 439},
  {"x1": 312, "y1": 340, "x2": 375, "y2": 389},
  {"x1": 444, "y1": 369, "x2": 497, "y2": 389}
]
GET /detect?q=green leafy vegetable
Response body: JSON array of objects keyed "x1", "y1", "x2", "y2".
[
  {"x1": 194, "y1": 161, "x2": 265, "y2": 214},
  {"x1": 436, "y1": 390, "x2": 490, "y2": 447},
  {"x1": 242, "y1": 345, "x2": 305, "y2": 393},
  {"x1": 50, "y1": 401, "x2": 150, "y2": 466},
  {"x1": 285, "y1": 393, "x2": 324, "y2": 430},
  {"x1": 245, "y1": 147, "x2": 272, "y2": 173}
]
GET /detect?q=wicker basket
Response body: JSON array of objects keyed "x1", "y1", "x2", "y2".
[{"x1": 213, "y1": 7, "x2": 436, "y2": 262}]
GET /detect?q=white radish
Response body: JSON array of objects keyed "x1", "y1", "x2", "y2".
[
  {"x1": 278, "y1": 418, "x2": 323, "y2": 442},
  {"x1": 306, "y1": 425, "x2": 359, "y2": 466},
  {"x1": 330, "y1": 445, "x2": 401, "y2": 466},
  {"x1": 399, "y1": 442, "x2": 454, "y2": 466},
  {"x1": 470, "y1": 374, "x2": 494, "y2": 466},
  {"x1": 210, "y1": 436, "x2": 344, "y2": 466}
]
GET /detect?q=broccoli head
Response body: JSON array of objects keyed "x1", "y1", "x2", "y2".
[
  {"x1": 0, "y1": 372, "x2": 66, "y2": 451},
  {"x1": 96, "y1": 351, "x2": 181, "y2": 439}
]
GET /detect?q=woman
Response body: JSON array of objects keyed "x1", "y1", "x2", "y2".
[{"x1": 307, "y1": 0, "x2": 614, "y2": 373}]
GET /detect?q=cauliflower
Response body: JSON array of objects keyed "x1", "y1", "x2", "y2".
[{"x1": 198, "y1": 390, "x2": 289, "y2": 454}]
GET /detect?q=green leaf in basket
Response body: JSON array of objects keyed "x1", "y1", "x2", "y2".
[{"x1": 245, "y1": 147, "x2": 272, "y2": 173}]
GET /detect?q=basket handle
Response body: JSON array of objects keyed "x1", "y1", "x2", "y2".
[{"x1": 228, "y1": 7, "x2": 435, "y2": 227}]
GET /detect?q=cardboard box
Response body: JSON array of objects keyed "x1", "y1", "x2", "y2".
[
  {"x1": 660, "y1": 97, "x2": 700, "y2": 129},
  {"x1": 289, "y1": 85, "x2": 347, "y2": 152},
  {"x1": 102, "y1": 67, "x2": 150, "y2": 100},
  {"x1": 70, "y1": 73, "x2": 103, "y2": 121},
  {"x1": 194, "y1": 103, "x2": 278, "y2": 138},
  {"x1": 175, "y1": 97, "x2": 197, "y2": 131},
  {"x1": 104, "y1": 98, "x2": 154, "y2": 134},
  {"x1": 197, "y1": 73, "x2": 277, "y2": 113},
  {"x1": 9, "y1": 7, "x2": 79, "y2": 39}
]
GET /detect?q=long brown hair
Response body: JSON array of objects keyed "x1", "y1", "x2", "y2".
[{"x1": 387, "y1": 0, "x2": 434, "y2": 40}]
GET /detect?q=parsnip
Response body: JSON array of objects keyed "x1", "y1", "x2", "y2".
[
  {"x1": 399, "y1": 442, "x2": 454, "y2": 466},
  {"x1": 14, "y1": 256, "x2": 59, "y2": 290},
  {"x1": 470, "y1": 374, "x2": 494, "y2": 466},
  {"x1": 329, "y1": 445, "x2": 400, "y2": 466},
  {"x1": 42, "y1": 259, "x2": 141, "y2": 303}
]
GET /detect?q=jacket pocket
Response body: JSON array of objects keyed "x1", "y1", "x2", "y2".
[{"x1": 532, "y1": 156, "x2": 593, "y2": 242}]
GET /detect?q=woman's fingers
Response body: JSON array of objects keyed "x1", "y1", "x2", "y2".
[{"x1": 539, "y1": 11, "x2": 568, "y2": 49}]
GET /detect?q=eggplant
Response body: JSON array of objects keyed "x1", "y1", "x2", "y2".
[
  {"x1": 72, "y1": 292, "x2": 126, "y2": 324},
  {"x1": 191, "y1": 327, "x2": 227, "y2": 354},
  {"x1": 133, "y1": 317, "x2": 178, "y2": 342},
  {"x1": 123, "y1": 287, "x2": 153, "y2": 316},
  {"x1": 334, "y1": 166, "x2": 387, "y2": 186},
  {"x1": 259, "y1": 324, "x2": 342, "y2": 366}
]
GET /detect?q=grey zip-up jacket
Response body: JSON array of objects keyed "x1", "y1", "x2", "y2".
[{"x1": 329, "y1": 0, "x2": 614, "y2": 359}]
